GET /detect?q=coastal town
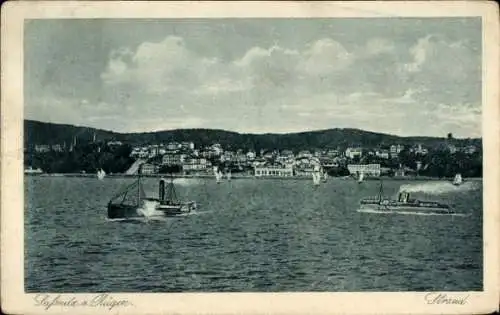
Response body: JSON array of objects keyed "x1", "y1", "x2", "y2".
[{"x1": 26, "y1": 135, "x2": 482, "y2": 179}]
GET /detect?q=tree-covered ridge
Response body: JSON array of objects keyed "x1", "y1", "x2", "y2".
[
  {"x1": 24, "y1": 120, "x2": 482, "y2": 177},
  {"x1": 24, "y1": 120, "x2": 481, "y2": 152}
]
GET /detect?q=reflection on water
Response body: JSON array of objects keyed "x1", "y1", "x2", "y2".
[{"x1": 25, "y1": 177, "x2": 483, "y2": 292}]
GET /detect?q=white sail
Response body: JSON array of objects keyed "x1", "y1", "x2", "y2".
[
  {"x1": 97, "y1": 169, "x2": 106, "y2": 180},
  {"x1": 214, "y1": 167, "x2": 223, "y2": 183},
  {"x1": 358, "y1": 172, "x2": 364, "y2": 183},
  {"x1": 227, "y1": 171, "x2": 232, "y2": 181},
  {"x1": 312, "y1": 166, "x2": 321, "y2": 186},
  {"x1": 453, "y1": 173, "x2": 462, "y2": 185},
  {"x1": 213, "y1": 166, "x2": 220, "y2": 182},
  {"x1": 313, "y1": 173, "x2": 321, "y2": 186},
  {"x1": 322, "y1": 171, "x2": 328, "y2": 182}
]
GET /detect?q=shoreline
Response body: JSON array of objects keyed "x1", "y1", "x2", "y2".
[{"x1": 26, "y1": 173, "x2": 483, "y2": 181}]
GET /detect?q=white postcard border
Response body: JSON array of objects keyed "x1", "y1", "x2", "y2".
[{"x1": 1, "y1": 1, "x2": 499, "y2": 315}]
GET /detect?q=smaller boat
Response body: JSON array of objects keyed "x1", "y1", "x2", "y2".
[
  {"x1": 227, "y1": 170, "x2": 232, "y2": 181},
  {"x1": 312, "y1": 165, "x2": 321, "y2": 186},
  {"x1": 97, "y1": 168, "x2": 106, "y2": 180},
  {"x1": 152, "y1": 178, "x2": 197, "y2": 216},
  {"x1": 359, "y1": 181, "x2": 454, "y2": 215},
  {"x1": 452, "y1": 173, "x2": 463, "y2": 186},
  {"x1": 358, "y1": 172, "x2": 364, "y2": 184},
  {"x1": 214, "y1": 166, "x2": 223, "y2": 184},
  {"x1": 24, "y1": 167, "x2": 43, "y2": 175},
  {"x1": 322, "y1": 169, "x2": 328, "y2": 183}
]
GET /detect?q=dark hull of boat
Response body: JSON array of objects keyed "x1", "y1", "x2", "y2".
[
  {"x1": 107, "y1": 204, "x2": 141, "y2": 219},
  {"x1": 107, "y1": 203, "x2": 190, "y2": 219}
]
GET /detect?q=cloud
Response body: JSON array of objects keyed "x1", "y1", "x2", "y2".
[
  {"x1": 298, "y1": 38, "x2": 353, "y2": 76},
  {"x1": 35, "y1": 31, "x2": 480, "y2": 136},
  {"x1": 401, "y1": 35, "x2": 480, "y2": 90},
  {"x1": 404, "y1": 35, "x2": 433, "y2": 73}
]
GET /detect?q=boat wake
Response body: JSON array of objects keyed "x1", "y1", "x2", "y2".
[
  {"x1": 137, "y1": 199, "x2": 164, "y2": 217},
  {"x1": 357, "y1": 208, "x2": 470, "y2": 217},
  {"x1": 174, "y1": 210, "x2": 213, "y2": 217},
  {"x1": 105, "y1": 216, "x2": 169, "y2": 223},
  {"x1": 173, "y1": 178, "x2": 203, "y2": 186},
  {"x1": 398, "y1": 181, "x2": 479, "y2": 195}
]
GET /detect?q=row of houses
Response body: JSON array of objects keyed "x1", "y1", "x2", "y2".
[
  {"x1": 131, "y1": 141, "x2": 478, "y2": 163},
  {"x1": 141, "y1": 154, "x2": 398, "y2": 178},
  {"x1": 141, "y1": 161, "x2": 409, "y2": 178}
]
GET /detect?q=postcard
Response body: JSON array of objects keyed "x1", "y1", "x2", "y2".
[{"x1": 1, "y1": 1, "x2": 499, "y2": 315}]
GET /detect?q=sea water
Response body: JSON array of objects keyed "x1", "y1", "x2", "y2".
[{"x1": 25, "y1": 176, "x2": 483, "y2": 292}]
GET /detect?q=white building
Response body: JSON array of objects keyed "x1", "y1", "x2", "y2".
[
  {"x1": 297, "y1": 150, "x2": 313, "y2": 158},
  {"x1": 162, "y1": 154, "x2": 182, "y2": 165},
  {"x1": 326, "y1": 149, "x2": 339, "y2": 158},
  {"x1": 447, "y1": 144, "x2": 458, "y2": 154},
  {"x1": 347, "y1": 164, "x2": 381, "y2": 177},
  {"x1": 389, "y1": 144, "x2": 405, "y2": 158},
  {"x1": 412, "y1": 144, "x2": 428, "y2": 155},
  {"x1": 211, "y1": 144, "x2": 223, "y2": 155},
  {"x1": 345, "y1": 147, "x2": 363, "y2": 159},
  {"x1": 263, "y1": 151, "x2": 274, "y2": 159},
  {"x1": 254, "y1": 165, "x2": 293, "y2": 177},
  {"x1": 375, "y1": 150, "x2": 390, "y2": 159},
  {"x1": 461, "y1": 145, "x2": 477, "y2": 154},
  {"x1": 181, "y1": 142, "x2": 195, "y2": 150},
  {"x1": 166, "y1": 142, "x2": 180, "y2": 151},
  {"x1": 182, "y1": 158, "x2": 211, "y2": 172},
  {"x1": 141, "y1": 163, "x2": 159, "y2": 174},
  {"x1": 246, "y1": 151, "x2": 256, "y2": 160}
]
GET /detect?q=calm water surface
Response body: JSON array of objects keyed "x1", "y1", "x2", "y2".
[{"x1": 25, "y1": 177, "x2": 483, "y2": 292}]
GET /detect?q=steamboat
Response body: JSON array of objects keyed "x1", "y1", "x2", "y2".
[
  {"x1": 107, "y1": 166, "x2": 197, "y2": 219},
  {"x1": 359, "y1": 181, "x2": 454, "y2": 215}
]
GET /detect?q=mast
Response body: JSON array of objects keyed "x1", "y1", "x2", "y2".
[
  {"x1": 137, "y1": 164, "x2": 142, "y2": 205},
  {"x1": 166, "y1": 175, "x2": 177, "y2": 201},
  {"x1": 378, "y1": 179, "x2": 383, "y2": 202}
]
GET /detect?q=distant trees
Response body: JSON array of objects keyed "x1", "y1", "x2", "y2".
[
  {"x1": 24, "y1": 143, "x2": 134, "y2": 174},
  {"x1": 354, "y1": 146, "x2": 482, "y2": 178},
  {"x1": 418, "y1": 149, "x2": 482, "y2": 178},
  {"x1": 392, "y1": 148, "x2": 482, "y2": 178},
  {"x1": 158, "y1": 165, "x2": 182, "y2": 174},
  {"x1": 327, "y1": 166, "x2": 349, "y2": 177}
]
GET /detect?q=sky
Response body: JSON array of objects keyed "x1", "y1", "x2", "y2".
[{"x1": 24, "y1": 18, "x2": 482, "y2": 137}]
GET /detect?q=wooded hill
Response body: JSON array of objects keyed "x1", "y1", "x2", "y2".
[{"x1": 24, "y1": 119, "x2": 481, "y2": 152}]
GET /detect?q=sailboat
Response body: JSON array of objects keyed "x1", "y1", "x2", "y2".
[
  {"x1": 359, "y1": 180, "x2": 454, "y2": 214},
  {"x1": 452, "y1": 173, "x2": 463, "y2": 186},
  {"x1": 322, "y1": 169, "x2": 328, "y2": 183},
  {"x1": 97, "y1": 169, "x2": 106, "y2": 180},
  {"x1": 358, "y1": 172, "x2": 364, "y2": 184},
  {"x1": 107, "y1": 167, "x2": 197, "y2": 219},
  {"x1": 226, "y1": 170, "x2": 232, "y2": 181},
  {"x1": 312, "y1": 165, "x2": 321, "y2": 186},
  {"x1": 214, "y1": 166, "x2": 223, "y2": 184}
]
